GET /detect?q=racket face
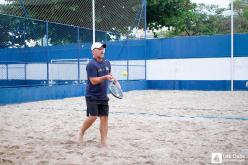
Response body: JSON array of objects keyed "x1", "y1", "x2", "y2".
[{"x1": 108, "y1": 81, "x2": 123, "y2": 99}]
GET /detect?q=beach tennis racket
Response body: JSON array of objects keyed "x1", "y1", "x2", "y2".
[{"x1": 108, "y1": 80, "x2": 123, "y2": 99}]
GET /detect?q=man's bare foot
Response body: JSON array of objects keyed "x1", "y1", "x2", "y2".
[
  {"x1": 101, "y1": 140, "x2": 108, "y2": 147},
  {"x1": 78, "y1": 133, "x2": 84, "y2": 143}
]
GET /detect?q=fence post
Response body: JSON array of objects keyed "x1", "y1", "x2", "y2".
[
  {"x1": 127, "y1": 41, "x2": 129, "y2": 81},
  {"x1": 127, "y1": 60, "x2": 129, "y2": 80},
  {"x1": 23, "y1": 20, "x2": 26, "y2": 48},
  {"x1": 24, "y1": 63, "x2": 27, "y2": 81},
  {"x1": 24, "y1": 20, "x2": 27, "y2": 83},
  {"x1": 144, "y1": 0, "x2": 147, "y2": 80},
  {"x1": 46, "y1": 21, "x2": 49, "y2": 85},
  {"x1": 77, "y1": 26, "x2": 80, "y2": 83},
  {"x1": 6, "y1": 64, "x2": 8, "y2": 81},
  {"x1": 105, "y1": 32, "x2": 107, "y2": 42}
]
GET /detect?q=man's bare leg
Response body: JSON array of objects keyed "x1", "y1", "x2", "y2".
[
  {"x1": 79, "y1": 116, "x2": 97, "y2": 142},
  {"x1": 99, "y1": 116, "x2": 108, "y2": 147}
]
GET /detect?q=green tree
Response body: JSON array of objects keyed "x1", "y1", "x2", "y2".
[
  {"x1": 233, "y1": 0, "x2": 248, "y2": 33},
  {"x1": 147, "y1": 0, "x2": 248, "y2": 37},
  {"x1": 193, "y1": 4, "x2": 230, "y2": 35},
  {"x1": 147, "y1": 0, "x2": 196, "y2": 37}
]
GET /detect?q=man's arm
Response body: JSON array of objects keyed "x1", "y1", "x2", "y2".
[{"x1": 89, "y1": 74, "x2": 113, "y2": 85}]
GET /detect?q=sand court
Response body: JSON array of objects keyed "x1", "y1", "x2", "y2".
[{"x1": 0, "y1": 90, "x2": 248, "y2": 164}]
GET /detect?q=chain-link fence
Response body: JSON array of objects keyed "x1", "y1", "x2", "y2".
[
  {"x1": 0, "y1": 0, "x2": 146, "y2": 45},
  {"x1": 2, "y1": 0, "x2": 246, "y2": 88},
  {"x1": 0, "y1": 0, "x2": 146, "y2": 87}
]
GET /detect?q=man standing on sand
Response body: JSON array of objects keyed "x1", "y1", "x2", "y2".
[{"x1": 79, "y1": 42, "x2": 115, "y2": 147}]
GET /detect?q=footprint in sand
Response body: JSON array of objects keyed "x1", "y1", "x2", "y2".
[
  {"x1": 36, "y1": 160, "x2": 49, "y2": 165},
  {"x1": 0, "y1": 158, "x2": 13, "y2": 164}
]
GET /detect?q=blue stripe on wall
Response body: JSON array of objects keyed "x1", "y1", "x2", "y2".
[
  {"x1": 0, "y1": 84, "x2": 85, "y2": 105},
  {"x1": 119, "y1": 80, "x2": 147, "y2": 91},
  {"x1": 147, "y1": 80, "x2": 248, "y2": 91},
  {"x1": 147, "y1": 35, "x2": 231, "y2": 59},
  {"x1": 0, "y1": 44, "x2": 92, "y2": 63},
  {"x1": 1, "y1": 80, "x2": 247, "y2": 105},
  {"x1": 234, "y1": 34, "x2": 248, "y2": 57},
  {"x1": 0, "y1": 80, "x2": 83, "y2": 87},
  {"x1": 105, "y1": 40, "x2": 146, "y2": 60},
  {"x1": 233, "y1": 80, "x2": 248, "y2": 90},
  {"x1": 0, "y1": 80, "x2": 147, "y2": 105},
  {"x1": 1, "y1": 34, "x2": 248, "y2": 62}
]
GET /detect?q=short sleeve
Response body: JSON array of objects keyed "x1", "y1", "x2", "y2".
[{"x1": 86, "y1": 63, "x2": 97, "y2": 78}]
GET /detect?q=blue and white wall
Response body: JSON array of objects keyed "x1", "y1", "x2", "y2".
[
  {"x1": 1, "y1": 34, "x2": 248, "y2": 104},
  {"x1": 145, "y1": 34, "x2": 248, "y2": 90},
  {"x1": 147, "y1": 57, "x2": 248, "y2": 90}
]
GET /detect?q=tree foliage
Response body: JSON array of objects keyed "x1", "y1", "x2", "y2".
[
  {"x1": 147, "y1": 0, "x2": 248, "y2": 37},
  {"x1": 147, "y1": 0, "x2": 195, "y2": 36}
]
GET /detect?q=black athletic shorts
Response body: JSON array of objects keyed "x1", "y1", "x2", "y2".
[{"x1": 85, "y1": 96, "x2": 109, "y2": 117}]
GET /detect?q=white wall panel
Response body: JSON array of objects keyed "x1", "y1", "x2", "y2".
[
  {"x1": 147, "y1": 57, "x2": 248, "y2": 80},
  {"x1": 233, "y1": 57, "x2": 248, "y2": 80}
]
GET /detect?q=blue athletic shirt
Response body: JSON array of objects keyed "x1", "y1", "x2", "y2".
[{"x1": 86, "y1": 58, "x2": 111, "y2": 101}]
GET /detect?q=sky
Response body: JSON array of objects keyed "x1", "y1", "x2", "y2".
[
  {"x1": 191, "y1": 0, "x2": 230, "y2": 8},
  {"x1": 0, "y1": 0, "x2": 10, "y2": 4}
]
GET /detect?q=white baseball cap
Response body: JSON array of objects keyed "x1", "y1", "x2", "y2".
[{"x1": 91, "y1": 42, "x2": 106, "y2": 51}]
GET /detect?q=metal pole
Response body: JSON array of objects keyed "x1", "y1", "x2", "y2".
[
  {"x1": 46, "y1": 21, "x2": 49, "y2": 85},
  {"x1": 6, "y1": 64, "x2": 8, "y2": 81},
  {"x1": 92, "y1": 0, "x2": 95, "y2": 43},
  {"x1": 231, "y1": 0, "x2": 234, "y2": 91},
  {"x1": 127, "y1": 60, "x2": 129, "y2": 81},
  {"x1": 126, "y1": 41, "x2": 129, "y2": 81},
  {"x1": 77, "y1": 27, "x2": 80, "y2": 83},
  {"x1": 25, "y1": 63, "x2": 27, "y2": 81},
  {"x1": 144, "y1": 0, "x2": 147, "y2": 39},
  {"x1": 24, "y1": 20, "x2": 27, "y2": 81},
  {"x1": 23, "y1": 22, "x2": 26, "y2": 48},
  {"x1": 144, "y1": 0, "x2": 147, "y2": 80},
  {"x1": 105, "y1": 32, "x2": 107, "y2": 42}
]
